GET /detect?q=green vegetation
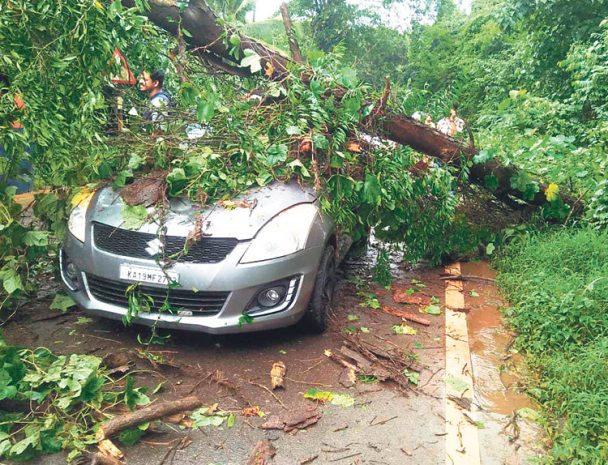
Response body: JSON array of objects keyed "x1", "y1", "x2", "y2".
[
  {"x1": 1, "y1": 0, "x2": 608, "y2": 462},
  {"x1": 495, "y1": 228, "x2": 608, "y2": 464},
  {"x1": 0, "y1": 335, "x2": 150, "y2": 461}
]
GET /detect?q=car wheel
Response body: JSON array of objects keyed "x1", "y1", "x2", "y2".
[{"x1": 303, "y1": 244, "x2": 336, "y2": 333}]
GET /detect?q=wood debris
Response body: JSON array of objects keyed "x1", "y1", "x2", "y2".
[
  {"x1": 381, "y1": 305, "x2": 431, "y2": 326},
  {"x1": 261, "y1": 407, "x2": 321, "y2": 432},
  {"x1": 247, "y1": 440, "x2": 277, "y2": 465},
  {"x1": 270, "y1": 361, "x2": 286, "y2": 390},
  {"x1": 120, "y1": 169, "x2": 167, "y2": 206},
  {"x1": 96, "y1": 396, "x2": 203, "y2": 441},
  {"x1": 242, "y1": 405, "x2": 264, "y2": 417},
  {"x1": 96, "y1": 439, "x2": 124, "y2": 464},
  {"x1": 391, "y1": 290, "x2": 430, "y2": 306},
  {"x1": 339, "y1": 367, "x2": 357, "y2": 388},
  {"x1": 325, "y1": 336, "x2": 424, "y2": 393}
]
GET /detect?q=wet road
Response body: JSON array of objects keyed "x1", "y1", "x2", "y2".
[{"x1": 5, "y1": 250, "x2": 542, "y2": 465}]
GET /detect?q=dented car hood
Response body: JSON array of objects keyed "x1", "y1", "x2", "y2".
[{"x1": 89, "y1": 181, "x2": 318, "y2": 240}]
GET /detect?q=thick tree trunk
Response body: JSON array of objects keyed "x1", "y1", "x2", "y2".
[{"x1": 127, "y1": 0, "x2": 580, "y2": 212}]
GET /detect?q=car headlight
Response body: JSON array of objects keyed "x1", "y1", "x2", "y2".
[
  {"x1": 68, "y1": 189, "x2": 95, "y2": 243},
  {"x1": 240, "y1": 203, "x2": 319, "y2": 264}
]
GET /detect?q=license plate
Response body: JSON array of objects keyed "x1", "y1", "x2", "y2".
[{"x1": 119, "y1": 264, "x2": 179, "y2": 285}]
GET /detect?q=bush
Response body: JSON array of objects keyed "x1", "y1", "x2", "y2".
[{"x1": 495, "y1": 227, "x2": 608, "y2": 464}]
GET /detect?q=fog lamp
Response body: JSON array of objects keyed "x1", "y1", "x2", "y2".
[
  {"x1": 257, "y1": 286, "x2": 286, "y2": 307},
  {"x1": 66, "y1": 262, "x2": 79, "y2": 281}
]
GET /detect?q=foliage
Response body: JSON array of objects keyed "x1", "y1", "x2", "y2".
[
  {"x1": 0, "y1": 0, "x2": 170, "y2": 311},
  {"x1": 495, "y1": 228, "x2": 608, "y2": 464},
  {"x1": 288, "y1": 0, "x2": 412, "y2": 87},
  {"x1": 0, "y1": 335, "x2": 149, "y2": 461}
]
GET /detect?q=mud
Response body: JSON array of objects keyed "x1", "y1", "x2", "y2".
[
  {"x1": 461, "y1": 261, "x2": 542, "y2": 465},
  {"x1": 462, "y1": 261, "x2": 534, "y2": 415},
  {"x1": 3, "y1": 246, "x2": 543, "y2": 465}
]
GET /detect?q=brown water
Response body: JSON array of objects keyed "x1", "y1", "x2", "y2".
[{"x1": 461, "y1": 261, "x2": 534, "y2": 415}]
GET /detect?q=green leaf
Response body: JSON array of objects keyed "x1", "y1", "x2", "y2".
[
  {"x1": 1, "y1": 268, "x2": 22, "y2": 294},
  {"x1": 469, "y1": 290, "x2": 479, "y2": 298},
  {"x1": 486, "y1": 243, "x2": 495, "y2": 255},
  {"x1": 304, "y1": 388, "x2": 333, "y2": 403},
  {"x1": 124, "y1": 375, "x2": 150, "y2": 411},
  {"x1": 266, "y1": 144, "x2": 288, "y2": 165},
  {"x1": 226, "y1": 413, "x2": 236, "y2": 428},
  {"x1": 24, "y1": 231, "x2": 49, "y2": 247},
  {"x1": 196, "y1": 98, "x2": 216, "y2": 123},
  {"x1": 392, "y1": 324, "x2": 417, "y2": 335},
  {"x1": 191, "y1": 408, "x2": 227, "y2": 428},
  {"x1": 421, "y1": 304, "x2": 441, "y2": 316},
  {"x1": 229, "y1": 33, "x2": 241, "y2": 47},
  {"x1": 120, "y1": 204, "x2": 148, "y2": 230},
  {"x1": 119, "y1": 427, "x2": 146, "y2": 446},
  {"x1": 473, "y1": 149, "x2": 495, "y2": 164},
  {"x1": 338, "y1": 67, "x2": 359, "y2": 89},
  {"x1": 240, "y1": 49, "x2": 262, "y2": 73},
  {"x1": 403, "y1": 369, "x2": 420, "y2": 386},
  {"x1": 238, "y1": 314, "x2": 254, "y2": 327},
  {"x1": 347, "y1": 314, "x2": 359, "y2": 321},
  {"x1": 0, "y1": 370, "x2": 17, "y2": 400},
  {"x1": 50, "y1": 294, "x2": 76, "y2": 312},
  {"x1": 362, "y1": 174, "x2": 382, "y2": 206}
]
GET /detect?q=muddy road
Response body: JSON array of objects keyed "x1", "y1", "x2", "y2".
[{"x1": 5, "y1": 247, "x2": 542, "y2": 465}]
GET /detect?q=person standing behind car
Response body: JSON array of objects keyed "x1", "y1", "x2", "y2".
[
  {"x1": 138, "y1": 69, "x2": 171, "y2": 122},
  {"x1": 0, "y1": 74, "x2": 33, "y2": 193}
]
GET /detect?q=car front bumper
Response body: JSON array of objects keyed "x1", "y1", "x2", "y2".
[{"x1": 60, "y1": 231, "x2": 324, "y2": 334}]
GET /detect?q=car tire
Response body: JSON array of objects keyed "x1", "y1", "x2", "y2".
[{"x1": 303, "y1": 244, "x2": 336, "y2": 333}]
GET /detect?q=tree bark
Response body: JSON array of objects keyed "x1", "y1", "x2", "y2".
[
  {"x1": 97, "y1": 395, "x2": 203, "y2": 440},
  {"x1": 280, "y1": 3, "x2": 304, "y2": 63},
  {"x1": 126, "y1": 0, "x2": 581, "y2": 212}
]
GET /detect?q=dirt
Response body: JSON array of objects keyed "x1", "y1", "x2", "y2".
[{"x1": 3, "y1": 245, "x2": 542, "y2": 465}]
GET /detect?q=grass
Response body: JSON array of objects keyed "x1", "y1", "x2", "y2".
[{"x1": 494, "y1": 227, "x2": 608, "y2": 465}]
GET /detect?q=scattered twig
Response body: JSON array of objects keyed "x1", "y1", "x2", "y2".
[
  {"x1": 439, "y1": 275, "x2": 495, "y2": 283},
  {"x1": 369, "y1": 415, "x2": 398, "y2": 426},
  {"x1": 329, "y1": 452, "x2": 362, "y2": 462},
  {"x1": 299, "y1": 454, "x2": 318, "y2": 464},
  {"x1": 286, "y1": 377, "x2": 332, "y2": 388},
  {"x1": 248, "y1": 380, "x2": 288, "y2": 410},
  {"x1": 302, "y1": 359, "x2": 325, "y2": 373},
  {"x1": 420, "y1": 367, "x2": 444, "y2": 389}
]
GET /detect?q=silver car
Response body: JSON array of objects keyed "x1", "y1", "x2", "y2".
[{"x1": 60, "y1": 182, "x2": 346, "y2": 334}]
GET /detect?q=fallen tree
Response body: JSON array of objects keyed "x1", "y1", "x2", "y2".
[{"x1": 123, "y1": 0, "x2": 580, "y2": 213}]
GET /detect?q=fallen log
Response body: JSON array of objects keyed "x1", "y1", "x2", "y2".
[
  {"x1": 96, "y1": 395, "x2": 203, "y2": 441},
  {"x1": 124, "y1": 0, "x2": 581, "y2": 213}
]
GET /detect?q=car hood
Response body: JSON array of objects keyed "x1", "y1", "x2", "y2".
[{"x1": 90, "y1": 181, "x2": 318, "y2": 240}]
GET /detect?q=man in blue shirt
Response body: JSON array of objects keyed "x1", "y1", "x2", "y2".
[{"x1": 138, "y1": 69, "x2": 171, "y2": 122}]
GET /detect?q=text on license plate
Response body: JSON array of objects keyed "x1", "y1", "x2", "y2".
[{"x1": 119, "y1": 264, "x2": 179, "y2": 285}]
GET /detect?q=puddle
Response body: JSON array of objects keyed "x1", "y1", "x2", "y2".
[{"x1": 461, "y1": 261, "x2": 534, "y2": 415}]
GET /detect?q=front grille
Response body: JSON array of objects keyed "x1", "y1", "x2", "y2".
[
  {"x1": 93, "y1": 222, "x2": 238, "y2": 263},
  {"x1": 87, "y1": 274, "x2": 229, "y2": 315}
]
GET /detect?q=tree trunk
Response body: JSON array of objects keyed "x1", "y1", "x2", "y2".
[
  {"x1": 280, "y1": 3, "x2": 304, "y2": 63},
  {"x1": 126, "y1": 0, "x2": 580, "y2": 212}
]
